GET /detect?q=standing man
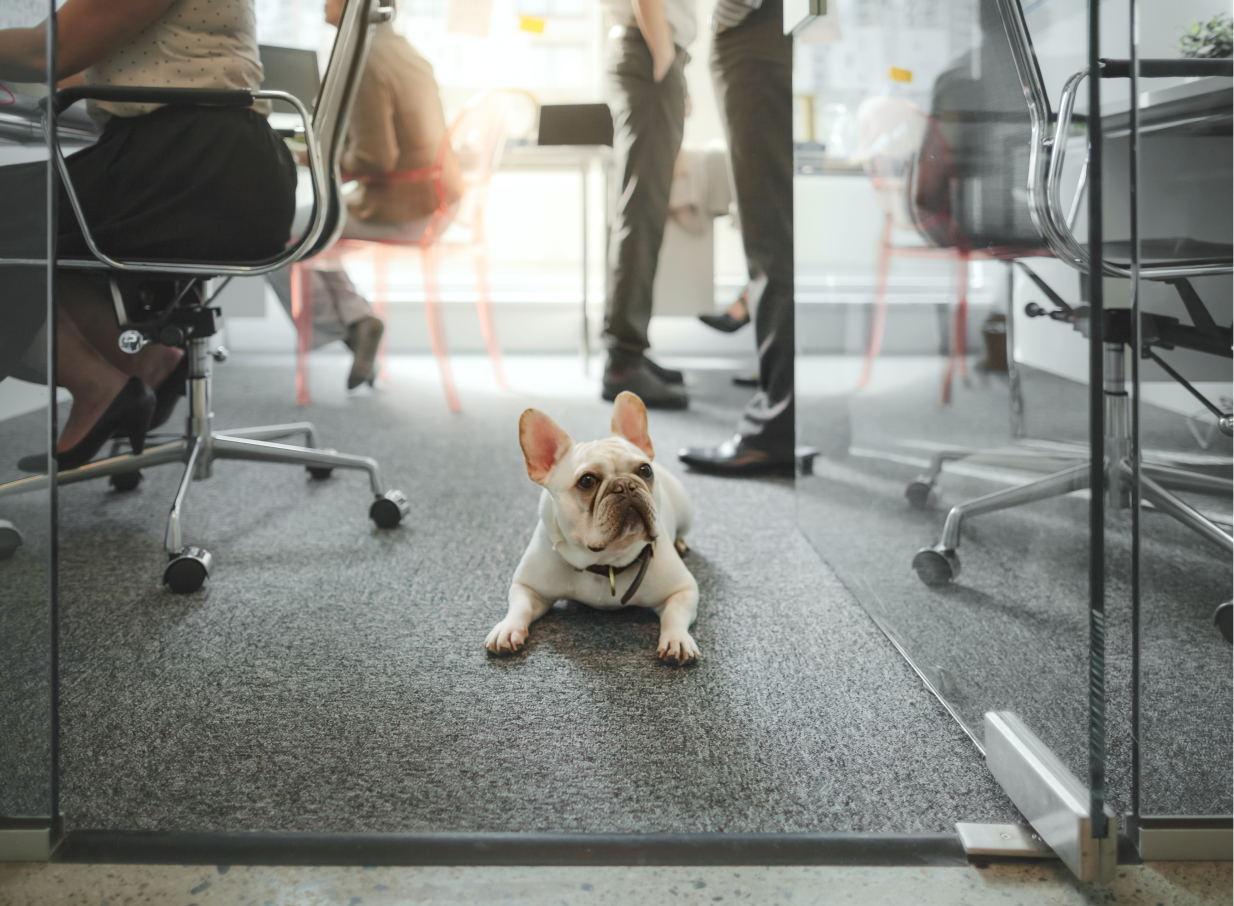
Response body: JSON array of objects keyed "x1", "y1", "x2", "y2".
[
  {"x1": 679, "y1": 0, "x2": 794, "y2": 474},
  {"x1": 599, "y1": 0, "x2": 696, "y2": 409}
]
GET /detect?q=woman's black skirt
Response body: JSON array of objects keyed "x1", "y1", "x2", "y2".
[{"x1": 0, "y1": 104, "x2": 297, "y2": 381}]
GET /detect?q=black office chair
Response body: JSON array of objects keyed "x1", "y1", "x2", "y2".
[
  {"x1": 899, "y1": 0, "x2": 1233, "y2": 599},
  {"x1": 0, "y1": 0, "x2": 408, "y2": 593}
]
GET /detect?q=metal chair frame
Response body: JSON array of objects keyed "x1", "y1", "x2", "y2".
[{"x1": 0, "y1": 0, "x2": 409, "y2": 593}]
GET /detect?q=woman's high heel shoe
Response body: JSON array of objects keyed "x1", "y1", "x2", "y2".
[
  {"x1": 699, "y1": 291, "x2": 751, "y2": 333},
  {"x1": 17, "y1": 377, "x2": 155, "y2": 473}
]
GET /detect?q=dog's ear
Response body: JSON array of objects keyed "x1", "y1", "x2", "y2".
[
  {"x1": 610, "y1": 391, "x2": 654, "y2": 460},
  {"x1": 520, "y1": 409, "x2": 574, "y2": 485}
]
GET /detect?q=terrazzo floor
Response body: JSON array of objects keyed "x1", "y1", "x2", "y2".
[{"x1": 1, "y1": 860, "x2": 1231, "y2": 906}]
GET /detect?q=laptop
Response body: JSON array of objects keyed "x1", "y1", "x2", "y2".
[{"x1": 258, "y1": 44, "x2": 321, "y2": 111}]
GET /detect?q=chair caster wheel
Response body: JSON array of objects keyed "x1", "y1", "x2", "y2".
[
  {"x1": 110, "y1": 470, "x2": 143, "y2": 492},
  {"x1": 905, "y1": 480, "x2": 932, "y2": 509},
  {"x1": 370, "y1": 490, "x2": 409, "y2": 528},
  {"x1": 913, "y1": 546, "x2": 959, "y2": 586},
  {"x1": 0, "y1": 520, "x2": 24, "y2": 561},
  {"x1": 164, "y1": 546, "x2": 213, "y2": 594},
  {"x1": 1214, "y1": 601, "x2": 1232, "y2": 645},
  {"x1": 307, "y1": 449, "x2": 337, "y2": 480}
]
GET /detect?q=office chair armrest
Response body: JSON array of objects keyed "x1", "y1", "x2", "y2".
[
  {"x1": 29, "y1": 87, "x2": 329, "y2": 278},
  {"x1": 342, "y1": 165, "x2": 441, "y2": 185},
  {"x1": 42, "y1": 86, "x2": 257, "y2": 116},
  {"x1": 1040, "y1": 67, "x2": 1233, "y2": 281},
  {"x1": 1098, "y1": 58, "x2": 1233, "y2": 80}
]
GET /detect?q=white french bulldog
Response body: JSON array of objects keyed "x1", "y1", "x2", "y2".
[{"x1": 484, "y1": 391, "x2": 700, "y2": 665}]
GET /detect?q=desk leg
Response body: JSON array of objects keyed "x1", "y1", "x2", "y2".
[{"x1": 581, "y1": 160, "x2": 590, "y2": 373}]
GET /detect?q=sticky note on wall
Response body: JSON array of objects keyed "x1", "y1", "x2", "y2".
[{"x1": 519, "y1": 15, "x2": 546, "y2": 34}]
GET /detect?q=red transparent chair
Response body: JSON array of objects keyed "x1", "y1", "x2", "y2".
[
  {"x1": 854, "y1": 95, "x2": 1050, "y2": 404},
  {"x1": 291, "y1": 90, "x2": 512, "y2": 410}
]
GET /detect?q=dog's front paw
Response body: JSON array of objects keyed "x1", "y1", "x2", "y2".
[
  {"x1": 484, "y1": 620, "x2": 530, "y2": 655},
  {"x1": 657, "y1": 631, "x2": 700, "y2": 666}
]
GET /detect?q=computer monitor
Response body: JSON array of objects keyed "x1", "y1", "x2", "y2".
[
  {"x1": 536, "y1": 104, "x2": 614, "y2": 147},
  {"x1": 258, "y1": 45, "x2": 321, "y2": 111}
]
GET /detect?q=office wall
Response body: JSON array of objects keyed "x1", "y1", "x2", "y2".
[{"x1": 1025, "y1": 0, "x2": 1231, "y2": 108}]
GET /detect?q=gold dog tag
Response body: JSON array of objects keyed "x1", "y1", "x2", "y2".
[{"x1": 608, "y1": 566, "x2": 616, "y2": 596}]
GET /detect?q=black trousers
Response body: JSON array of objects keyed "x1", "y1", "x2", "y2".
[
  {"x1": 712, "y1": 0, "x2": 795, "y2": 451},
  {"x1": 602, "y1": 29, "x2": 689, "y2": 360},
  {"x1": 0, "y1": 105, "x2": 297, "y2": 382}
]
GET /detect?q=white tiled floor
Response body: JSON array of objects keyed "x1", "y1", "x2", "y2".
[{"x1": 1, "y1": 862, "x2": 1231, "y2": 906}]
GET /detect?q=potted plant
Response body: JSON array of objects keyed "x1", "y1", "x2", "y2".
[{"x1": 1178, "y1": 12, "x2": 1233, "y2": 59}]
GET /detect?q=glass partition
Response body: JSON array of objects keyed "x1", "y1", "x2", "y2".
[
  {"x1": 794, "y1": 0, "x2": 1113, "y2": 852},
  {"x1": 0, "y1": 0, "x2": 57, "y2": 836},
  {"x1": 1117, "y1": 6, "x2": 1233, "y2": 825}
]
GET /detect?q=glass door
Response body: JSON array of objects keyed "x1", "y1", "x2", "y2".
[
  {"x1": 793, "y1": 0, "x2": 1117, "y2": 880},
  {"x1": 1119, "y1": 0, "x2": 1234, "y2": 859},
  {"x1": 0, "y1": 0, "x2": 58, "y2": 861}
]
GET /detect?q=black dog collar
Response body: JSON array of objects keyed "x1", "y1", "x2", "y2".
[{"x1": 583, "y1": 541, "x2": 655, "y2": 605}]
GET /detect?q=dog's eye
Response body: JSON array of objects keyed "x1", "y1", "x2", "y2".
[
  {"x1": 577, "y1": 473, "x2": 597, "y2": 490},
  {"x1": 638, "y1": 463, "x2": 653, "y2": 480}
]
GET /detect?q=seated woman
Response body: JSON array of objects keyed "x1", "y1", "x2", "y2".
[
  {"x1": 268, "y1": 0, "x2": 462, "y2": 390},
  {"x1": 0, "y1": 0, "x2": 296, "y2": 470}
]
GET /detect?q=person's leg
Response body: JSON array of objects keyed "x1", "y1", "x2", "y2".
[
  {"x1": 267, "y1": 266, "x2": 346, "y2": 349},
  {"x1": 49, "y1": 299, "x2": 132, "y2": 453},
  {"x1": 601, "y1": 31, "x2": 688, "y2": 404},
  {"x1": 317, "y1": 268, "x2": 384, "y2": 389},
  {"x1": 316, "y1": 269, "x2": 376, "y2": 329},
  {"x1": 681, "y1": 0, "x2": 794, "y2": 473},
  {"x1": 57, "y1": 274, "x2": 183, "y2": 391}
]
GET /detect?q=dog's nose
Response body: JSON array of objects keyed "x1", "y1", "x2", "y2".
[{"x1": 611, "y1": 479, "x2": 629, "y2": 494}]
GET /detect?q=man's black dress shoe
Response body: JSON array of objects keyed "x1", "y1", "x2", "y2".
[
  {"x1": 677, "y1": 436, "x2": 794, "y2": 477},
  {"x1": 150, "y1": 353, "x2": 189, "y2": 430},
  {"x1": 602, "y1": 357, "x2": 688, "y2": 409},
  {"x1": 18, "y1": 377, "x2": 155, "y2": 473},
  {"x1": 644, "y1": 357, "x2": 684, "y2": 385}
]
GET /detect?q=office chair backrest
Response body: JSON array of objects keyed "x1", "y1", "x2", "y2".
[
  {"x1": 446, "y1": 92, "x2": 512, "y2": 229},
  {"x1": 304, "y1": 0, "x2": 391, "y2": 259},
  {"x1": 912, "y1": 0, "x2": 1045, "y2": 252},
  {"x1": 854, "y1": 96, "x2": 930, "y2": 232}
]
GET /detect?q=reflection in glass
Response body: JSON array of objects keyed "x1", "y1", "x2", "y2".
[
  {"x1": 795, "y1": 0, "x2": 1102, "y2": 807},
  {"x1": 1120, "y1": 44, "x2": 1233, "y2": 818},
  {"x1": 0, "y1": 0, "x2": 54, "y2": 822}
]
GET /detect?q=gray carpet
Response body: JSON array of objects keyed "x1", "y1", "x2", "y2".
[
  {"x1": 797, "y1": 359, "x2": 1233, "y2": 819},
  {"x1": 0, "y1": 352, "x2": 1023, "y2": 833}
]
